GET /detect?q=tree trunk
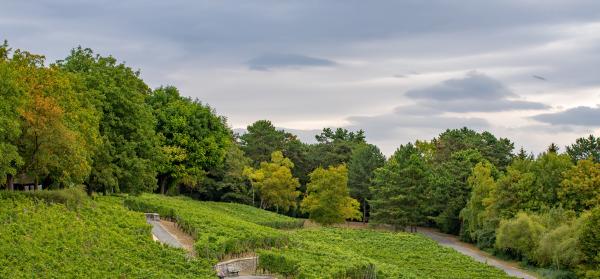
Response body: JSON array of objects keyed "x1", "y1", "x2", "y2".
[
  {"x1": 159, "y1": 176, "x2": 167, "y2": 195},
  {"x1": 6, "y1": 174, "x2": 14, "y2": 191},
  {"x1": 363, "y1": 200, "x2": 367, "y2": 224}
]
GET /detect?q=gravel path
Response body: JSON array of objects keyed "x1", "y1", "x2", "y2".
[{"x1": 418, "y1": 228, "x2": 537, "y2": 279}]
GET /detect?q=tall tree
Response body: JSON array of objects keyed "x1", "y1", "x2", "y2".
[
  {"x1": 347, "y1": 143, "x2": 385, "y2": 222},
  {"x1": 5, "y1": 47, "x2": 100, "y2": 189},
  {"x1": 244, "y1": 151, "x2": 300, "y2": 212},
  {"x1": 147, "y1": 86, "x2": 231, "y2": 195},
  {"x1": 429, "y1": 149, "x2": 484, "y2": 234},
  {"x1": 433, "y1": 128, "x2": 514, "y2": 170},
  {"x1": 370, "y1": 143, "x2": 430, "y2": 232},
  {"x1": 0, "y1": 42, "x2": 23, "y2": 190},
  {"x1": 57, "y1": 47, "x2": 160, "y2": 194},
  {"x1": 459, "y1": 161, "x2": 498, "y2": 246},
  {"x1": 301, "y1": 164, "x2": 361, "y2": 225},
  {"x1": 559, "y1": 159, "x2": 600, "y2": 212},
  {"x1": 308, "y1": 128, "x2": 366, "y2": 170},
  {"x1": 566, "y1": 135, "x2": 600, "y2": 163},
  {"x1": 240, "y1": 120, "x2": 287, "y2": 166}
]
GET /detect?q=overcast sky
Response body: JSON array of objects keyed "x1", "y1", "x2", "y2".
[{"x1": 3, "y1": 0, "x2": 600, "y2": 155}]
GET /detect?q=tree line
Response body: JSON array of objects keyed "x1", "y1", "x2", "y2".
[
  {"x1": 368, "y1": 130, "x2": 600, "y2": 278},
  {"x1": 1, "y1": 43, "x2": 598, "y2": 277}
]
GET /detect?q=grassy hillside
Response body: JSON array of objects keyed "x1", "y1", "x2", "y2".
[{"x1": 0, "y1": 190, "x2": 214, "y2": 278}]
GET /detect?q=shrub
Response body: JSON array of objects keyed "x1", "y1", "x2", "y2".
[{"x1": 495, "y1": 212, "x2": 545, "y2": 261}]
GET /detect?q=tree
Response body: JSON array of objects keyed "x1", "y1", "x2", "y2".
[
  {"x1": 301, "y1": 165, "x2": 361, "y2": 225},
  {"x1": 432, "y1": 128, "x2": 514, "y2": 171},
  {"x1": 4, "y1": 47, "x2": 100, "y2": 189},
  {"x1": 308, "y1": 128, "x2": 366, "y2": 168},
  {"x1": 488, "y1": 158, "x2": 538, "y2": 219},
  {"x1": 216, "y1": 143, "x2": 253, "y2": 203},
  {"x1": 347, "y1": 143, "x2": 385, "y2": 222},
  {"x1": 566, "y1": 135, "x2": 600, "y2": 163},
  {"x1": 240, "y1": 120, "x2": 287, "y2": 166},
  {"x1": 147, "y1": 86, "x2": 231, "y2": 195},
  {"x1": 495, "y1": 212, "x2": 545, "y2": 262},
  {"x1": 58, "y1": 47, "x2": 160, "y2": 194},
  {"x1": 532, "y1": 152, "x2": 573, "y2": 206},
  {"x1": 430, "y1": 149, "x2": 484, "y2": 234},
  {"x1": 0, "y1": 42, "x2": 23, "y2": 190},
  {"x1": 559, "y1": 159, "x2": 600, "y2": 212},
  {"x1": 370, "y1": 143, "x2": 430, "y2": 232},
  {"x1": 460, "y1": 161, "x2": 498, "y2": 246},
  {"x1": 579, "y1": 207, "x2": 600, "y2": 271},
  {"x1": 547, "y1": 143, "x2": 560, "y2": 154},
  {"x1": 244, "y1": 151, "x2": 300, "y2": 212}
]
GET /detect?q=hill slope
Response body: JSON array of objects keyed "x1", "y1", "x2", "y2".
[{"x1": 0, "y1": 191, "x2": 214, "y2": 278}]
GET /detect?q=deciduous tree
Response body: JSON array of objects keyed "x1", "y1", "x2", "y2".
[{"x1": 301, "y1": 164, "x2": 361, "y2": 225}]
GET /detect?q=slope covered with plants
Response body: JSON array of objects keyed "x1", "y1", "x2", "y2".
[{"x1": 0, "y1": 190, "x2": 214, "y2": 278}]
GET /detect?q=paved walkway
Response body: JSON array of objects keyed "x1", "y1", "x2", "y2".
[
  {"x1": 147, "y1": 219, "x2": 185, "y2": 249},
  {"x1": 418, "y1": 228, "x2": 537, "y2": 279}
]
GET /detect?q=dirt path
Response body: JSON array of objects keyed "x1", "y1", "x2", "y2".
[{"x1": 417, "y1": 227, "x2": 537, "y2": 279}]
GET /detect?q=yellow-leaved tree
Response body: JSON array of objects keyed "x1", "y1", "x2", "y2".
[
  {"x1": 301, "y1": 164, "x2": 361, "y2": 225},
  {"x1": 244, "y1": 151, "x2": 300, "y2": 212}
]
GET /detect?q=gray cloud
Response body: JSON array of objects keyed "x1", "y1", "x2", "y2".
[
  {"x1": 3, "y1": 0, "x2": 600, "y2": 155},
  {"x1": 405, "y1": 72, "x2": 549, "y2": 112},
  {"x1": 532, "y1": 106, "x2": 600, "y2": 126},
  {"x1": 406, "y1": 72, "x2": 513, "y2": 100},
  {"x1": 346, "y1": 106, "x2": 489, "y2": 141},
  {"x1": 246, "y1": 53, "x2": 335, "y2": 70}
]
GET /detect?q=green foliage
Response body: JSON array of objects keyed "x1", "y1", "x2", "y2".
[
  {"x1": 124, "y1": 194, "x2": 299, "y2": 259},
  {"x1": 308, "y1": 128, "x2": 366, "y2": 169},
  {"x1": 0, "y1": 43, "x2": 23, "y2": 186},
  {"x1": 0, "y1": 191, "x2": 214, "y2": 278},
  {"x1": 370, "y1": 143, "x2": 430, "y2": 230},
  {"x1": 460, "y1": 161, "x2": 498, "y2": 246},
  {"x1": 148, "y1": 86, "x2": 231, "y2": 194},
  {"x1": 566, "y1": 135, "x2": 600, "y2": 163},
  {"x1": 432, "y1": 128, "x2": 514, "y2": 170},
  {"x1": 240, "y1": 120, "x2": 288, "y2": 165},
  {"x1": 209, "y1": 143, "x2": 254, "y2": 203},
  {"x1": 301, "y1": 165, "x2": 361, "y2": 225},
  {"x1": 259, "y1": 228, "x2": 511, "y2": 279},
  {"x1": 495, "y1": 212, "x2": 546, "y2": 261},
  {"x1": 57, "y1": 47, "x2": 160, "y2": 194},
  {"x1": 430, "y1": 149, "x2": 484, "y2": 234},
  {"x1": 580, "y1": 207, "x2": 600, "y2": 268},
  {"x1": 244, "y1": 151, "x2": 300, "y2": 211},
  {"x1": 559, "y1": 159, "x2": 600, "y2": 212},
  {"x1": 347, "y1": 143, "x2": 385, "y2": 221}
]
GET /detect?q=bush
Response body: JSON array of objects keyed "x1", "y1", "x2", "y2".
[
  {"x1": 495, "y1": 212, "x2": 545, "y2": 261},
  {"x1": 535, "y1": 224, "x2": 583, "y2": 268},
  {"x1": 579, "y1": 207, "x2": 600, "y2": 271}
]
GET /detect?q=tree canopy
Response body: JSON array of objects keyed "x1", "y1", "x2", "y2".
[{"x1": 301, "y1": 164, "x2": 361, "y2": 225}]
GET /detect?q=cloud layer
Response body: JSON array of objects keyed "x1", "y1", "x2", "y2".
[{"x1": 2, "y1": 1, "x2": 600, "y2": 155}]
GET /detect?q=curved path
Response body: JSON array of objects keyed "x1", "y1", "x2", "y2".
[{"x1": 417, "y1": 228, "x2": 537, "y2": 279}]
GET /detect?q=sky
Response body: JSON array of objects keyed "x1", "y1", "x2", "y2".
[{"x1": 2, "y1": 0, "x2": 600, "y2": 155}]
